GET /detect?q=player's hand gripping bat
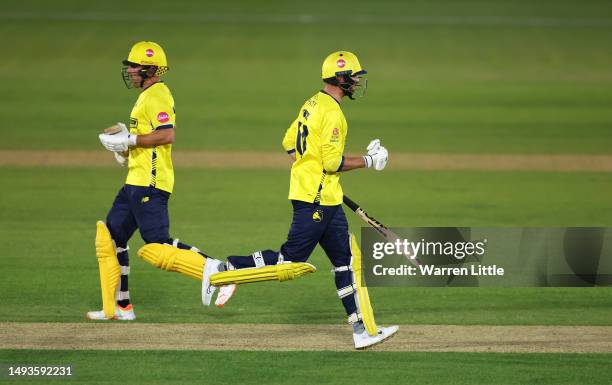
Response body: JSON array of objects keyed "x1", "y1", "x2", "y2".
[{"x1": 101, "y1": 123, "x2": 129, "y2": 165}]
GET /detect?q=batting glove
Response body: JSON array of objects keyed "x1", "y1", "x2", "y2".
[
  {"x1": 99, "y1": 123, "x2": 137, "y2": 153},
  {"x1": 363, "y1": 139, "x2": 388, "y2": 170},
  {"x1": 114, "y1": 122, "x2": 129, "y2": 136},
  {"x1": 366, "y1": 139, "x2": 380, "y2": 153},
  {"x1": 113, "y1": 151, "x2": 128, "y2": 167}
]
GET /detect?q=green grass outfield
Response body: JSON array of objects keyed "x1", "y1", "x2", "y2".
[
  {"x1": 2, "y1": 350, "x2": 612, "y2": 385},
  {"x1": 1, "y1": 167, "x2": 611, "y2": 325}
]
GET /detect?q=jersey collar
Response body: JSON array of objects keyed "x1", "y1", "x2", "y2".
[{"x1": 319, "y1": 90, "x2": 341, "y2": 106}]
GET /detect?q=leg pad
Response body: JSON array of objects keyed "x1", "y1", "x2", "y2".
[
  {"x1": 211, "y1": 262, "x2": 316, "y2": 286},
  {"x1": 349, "y1": 233, "x2": 378, "y2": 336},
  {"x1": 95, "y1": 221, "x2": 121, "y2": 319},
  {"x1": 138, "y1": 243, "x2": 204, "y2": 280}
]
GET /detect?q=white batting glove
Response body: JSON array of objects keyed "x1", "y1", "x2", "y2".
[
  {"x1": 113, "y1": 122, "x2": 129, "y2": 136},
  {"x1": 99, "y1": 123, "x2": 137, "y2": 152},
  {"x1": 366, "y1": 139, "x2": 380, "y2": 153},
  {"x1": 113, "y1": 151, "x2": 128, "y2": 167},
  {"x1": 371, "y1": 146, "x2": 388, "y2": 170},
  {"x1": 363, "y1": 139, "x2": 389, "y2": 170}
]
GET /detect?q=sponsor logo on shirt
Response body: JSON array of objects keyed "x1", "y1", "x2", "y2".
[
  {"x1": 330, "y1": 127, "x2": 340, "y2": 143},
  {"x1": 157, "y1": 112, "x2": 170, "y2": 123}
]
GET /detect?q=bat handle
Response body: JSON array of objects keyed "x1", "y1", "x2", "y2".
[{"x1": 343, "y1": 195, "x2": 359, "y2": 212}]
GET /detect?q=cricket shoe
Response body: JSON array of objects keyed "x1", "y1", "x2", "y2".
[
  {"x1": 86, "y1": 304, "x2": 136, "y2": 321},
  {"x1": 215, "y1": 284, "x2": 236, "y2": 308},
  {"x1": 202, "y1": 258, "x2": 222, "y2": 306},
  {"x1": 353, "y1": 325, "x2": 399, "y2": 350}
]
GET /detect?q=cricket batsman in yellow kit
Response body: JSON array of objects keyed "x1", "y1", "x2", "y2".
[
  {"x1": 215, "y1": 51, "x2": 397, "y2": 349},
  {"x1": 138, "y1": 51, "x2": 397, "y2": 349},
  {"x1": 87, "y1": 41, "x2": 214, "y2": 320}
]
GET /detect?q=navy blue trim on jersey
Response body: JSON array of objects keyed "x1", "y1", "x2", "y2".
[
  {"x1": 336, "y1": 155, "x2": 345, "y2": 172},
  {"x1": 150, "y1": 149, "x2": 157, "y2": 188},
  {"x1": 155, "y1": 124, "x2": 174, "y2": 130},
  {"x1": 287, "y1": 149, "x2": 296, "y2": 154}
]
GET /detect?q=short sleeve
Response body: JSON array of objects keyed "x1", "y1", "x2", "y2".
[{"x1": 146, "y1": 96, "x2": 176, "y2": 130}]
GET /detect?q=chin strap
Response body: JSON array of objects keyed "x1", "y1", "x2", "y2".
[{"x1": 138, "y1": 67, "x2": 152, "y2": 88}]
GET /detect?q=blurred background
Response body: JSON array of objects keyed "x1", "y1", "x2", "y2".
[{"x1": 2, "y1": 0, "x2": 612, "y2": 154}]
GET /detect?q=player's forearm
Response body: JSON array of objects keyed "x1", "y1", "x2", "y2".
[
  {"x1": 135, "y1": 128, "x2": 175, "y2": 148},
  {"x1": 339, "y1": 156, "x2": 366, "y2": 172}
]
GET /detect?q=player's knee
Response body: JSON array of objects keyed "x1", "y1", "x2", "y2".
[
  {"x1": 279, "y1": 245, "x2": 310, "y2": 263},
  {"x1": 105, "y1": 222, "x2": 128, "y2": 248},
  {"x1": 141, "y1": 230, "x2": 169, "y2": 245}
]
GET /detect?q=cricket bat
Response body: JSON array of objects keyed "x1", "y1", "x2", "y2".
[
  {"x1": 103, "y1": 124, "x2": 123, "y2": 135},
  {"x1": 343, "y1": 195, "x2": 421, "y2": 267}
]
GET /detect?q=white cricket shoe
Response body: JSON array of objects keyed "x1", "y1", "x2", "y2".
[
  {"x1": 353, "y1": 325, "x2": 399, "y2": 350},
  {"x1": 202, "y1": 258, "x2": 221, "y2": 306},
  {"x1": 86, "y1": 304, "x2": 136, "y2": 321},
  {"x1": 215, "y1": 284, "x2": 237, "y2": 308},
  {"x1": 86, "y1": 309, "x2": 110, "y2": 320}
]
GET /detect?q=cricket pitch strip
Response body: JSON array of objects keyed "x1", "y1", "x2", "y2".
[{"x1": 2, "y1": 323, "x2": 611, "y2": 353}]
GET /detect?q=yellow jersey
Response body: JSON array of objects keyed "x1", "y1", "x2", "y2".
[
  {"x1": 125, "y1": 82, "x2": 176, "y2": 193},
  {"x1": 282, "y1": 91, "x2": 347, "y2": 206}
]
